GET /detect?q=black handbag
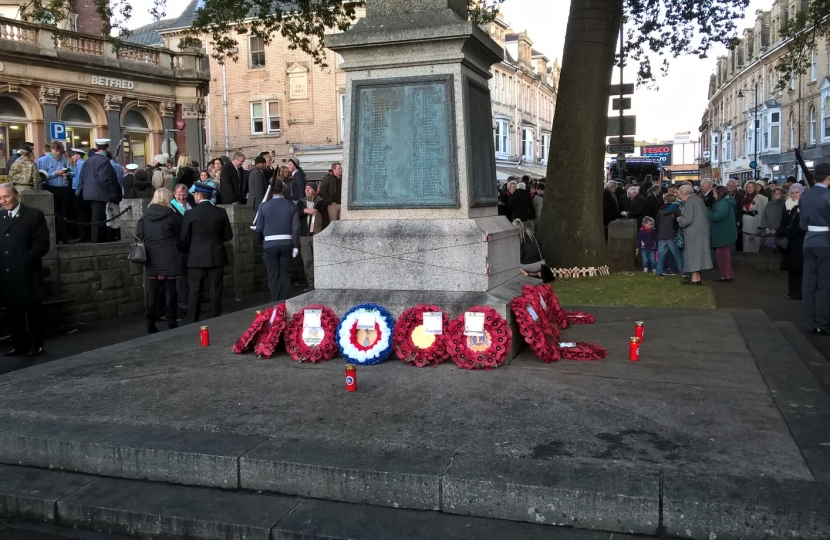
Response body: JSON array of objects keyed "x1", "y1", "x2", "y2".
[{"x1": 128, "y1": 236, "x2": 146, "y2": 264}]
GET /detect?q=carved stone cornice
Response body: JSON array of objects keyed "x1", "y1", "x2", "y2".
[
  {"x1": 104, "y1": 94, "x2": 122, "y2": 112},
  {"x1": 39, "y1": 86, "x2": 60, "y2": 105},
  {"x1": 182, "y1": 98, "x2": 206, "y2": 119}
]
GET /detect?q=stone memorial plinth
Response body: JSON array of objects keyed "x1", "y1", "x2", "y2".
[{"x1": 290, "y1": 0, "x2": 531, "y2": 359}]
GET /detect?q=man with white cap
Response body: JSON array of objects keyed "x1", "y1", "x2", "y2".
[
  {"x1": 122, "y1": 163, "x2": 139, "y2": 196},
  {"x1": 78, "y1": 139, "x2": 120, "y2": 243}
]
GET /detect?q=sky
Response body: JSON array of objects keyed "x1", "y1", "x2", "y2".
[{"x1": 130, "y1": 0, "x2": 770, "y2": 144}]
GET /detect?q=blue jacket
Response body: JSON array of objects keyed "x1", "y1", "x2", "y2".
[
  {"x1": 71, "y1": 159, "x2": 84, "y2": 191},
  {"x1": 39, "y1": 153, "x2": 70, "y2": 187},
  {"x1": 800, "y1": 183, "x2": 830, "y2": 248},
  {"x1": 256, "y1": 195, "x2": 299, "y2": 249},
  {"x1": 80, "y1": 152, "x2": 120, "y2": 203}
]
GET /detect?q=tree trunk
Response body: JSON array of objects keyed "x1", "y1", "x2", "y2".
[{"x1": 537, "y1": 0, "x2": 623, "y2": 268}]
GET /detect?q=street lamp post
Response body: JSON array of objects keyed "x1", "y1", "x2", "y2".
[{"x1": 738, "y1": 82, "x2": 760, "y2": 181}]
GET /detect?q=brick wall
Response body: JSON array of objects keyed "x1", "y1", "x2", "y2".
[
  {"x1": 72, "y1": 0, "x2": 104, "y2": 36},
  {"x1": 206, "y1": 30, "x2": 347, "y2": 163}
]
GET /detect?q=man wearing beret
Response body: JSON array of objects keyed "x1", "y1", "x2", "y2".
[
  {"x1": 181, "y1": 182, "x2": 233, "y2": 323},
  {"x1": 800, "y1": 162, "x2": 830, "y2": 336},
  {"x1": 286, "y1": 157, "x2": 306, "y2": 202},
  {"x1": 256, "y1": 179, "x2": 299, "y2": 301}
]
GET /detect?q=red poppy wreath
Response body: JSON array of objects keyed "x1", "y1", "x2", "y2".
[
  {"x1": 233, "y1": 304, "x2": 287, "y2": 356},
  {"x1": 252, "y1": 304, "x2": 290, "y2": 358},
  {"x1": 528, "y1": 284, "x2": 570, "y2": 329},
  {"x1": 393, "y1": 305, "x2": 450, "y2": 367},
  {"x1": 559, "y1": 341, "x2": 608, "y2": 361},
  {"x1": 447, "y1": 306, "x2": 511, "y2": 370},
  {"x1": 510, "y1": 295, "x2": 561, "y2": 363},
  {"x1": 284, "y1": 305, "x2": 340, "y2": 363}
]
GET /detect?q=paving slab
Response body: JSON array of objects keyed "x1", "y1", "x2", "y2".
[
  {"x1": 272, "y1": 498, "x2": 652, "y2": 540},
  {"x1": 442, "y1": 456, "x2": 659, "y2": 535},
  {"x1": 57, "y1": 477, "x2": 299, "y2": 540},
  {"x1": 663, "y1": 472, "x2": 830, "y2": 540},
  {"x1": 734, "y1": 310, "x2": 830, "y2": 482},
  {"x1": 0, "y1": 465, "x2": 94, "y2": 522},
  {"x1": 240, "y1": 439, "x2": 450, "y2": 510},
  {"x1": 0, "y1": 418, "x2": 266, "y2": 489},
  {"x1": 0, "y1": 305, "x2": 825, "y2": 538},
  {"x1": 776, "y1": 320, "x2": 830, "y2": 396}
]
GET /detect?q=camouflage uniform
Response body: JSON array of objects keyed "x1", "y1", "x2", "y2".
[{"x1": 7, "y1": 156, "x2": 40, "y2": 191}]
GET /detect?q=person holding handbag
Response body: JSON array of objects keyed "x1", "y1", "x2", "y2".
[{"x1": 135, "y1": 188, "x2": 184, "y2": 333}]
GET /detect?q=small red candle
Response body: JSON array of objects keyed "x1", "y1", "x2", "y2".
[
  {"x1": 629, "y1": 337, "x2": 640, "y2": 362},
  {"x1": 200, "y1": 326, "x2": 210, "y2": 347},
  {"x1": 634, "y1": 321, "x2": 644, "y2": 342},
  {"x1": 345, "y1": 364, "x2": 357, "y2": 392}
]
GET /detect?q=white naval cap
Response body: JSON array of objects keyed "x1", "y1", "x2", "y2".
[
  {"x1": 94, "y1": 138, "x2": 111, "y2": 146},
  {"x1": 125, "y1": 163, "x2": 139, "y2": 171}
]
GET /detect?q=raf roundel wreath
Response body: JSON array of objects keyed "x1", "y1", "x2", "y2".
[
  {"x1": 337, "y1": 303, "x2": 396, "y2": 365},
  {"x1": 284, "y1": 305, "x2": 339, "y2": 363},
  {"x1": 393, "y1": 305, "x2": 450, "y2": 367},
  {"x1": 447, "y1": 306, "x2": 511, "y2": 370}
]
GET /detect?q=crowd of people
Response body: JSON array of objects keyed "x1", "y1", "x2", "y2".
[
  {"x1": 498, "y1": 175, "x2": 545, "y2": 222},
  {"x1": 604, "y1": 167, "x2": 830, "y2": 336},
  {"x1": 2, "y1": 139, "x2": 344, "y2": 345}
]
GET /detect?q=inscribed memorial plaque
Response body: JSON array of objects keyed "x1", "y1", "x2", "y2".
[
  {"x1": 349, "y1": 76, "x2": 458, "y2": 209},
  {"x1": 466, "y1": 78, "x2": 498, "y2": 207}
]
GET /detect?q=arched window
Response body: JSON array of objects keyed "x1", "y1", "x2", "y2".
[
  {"x1": 0, "y1": 95, "x2": 27, "y2": 118},
  {"x1": 0, "y1": 95, "x2": 31, "y2": 164},
  {"x1": 123, "y1": 109, "x2": 149, "y2": 129},
  {"x1": 61, "y1": 102, "x2": 92, "y2": 123}
]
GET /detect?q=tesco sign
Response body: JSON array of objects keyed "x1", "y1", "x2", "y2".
[{"x1": 643, "y1": 145, "x2": 672, "y2": 164}]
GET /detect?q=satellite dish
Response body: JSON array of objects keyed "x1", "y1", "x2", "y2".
[{"x1": 161, "y1": 138, "x2": 178, "y2": 157}]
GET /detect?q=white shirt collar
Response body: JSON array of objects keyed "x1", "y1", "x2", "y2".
[{"x1": 8, "y1": 204, "x2": 20, "y2": 218}]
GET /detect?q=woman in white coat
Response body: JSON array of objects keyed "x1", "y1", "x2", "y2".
[{"x1": 740, "y1": 180, "x2": 768, "y2": 253}]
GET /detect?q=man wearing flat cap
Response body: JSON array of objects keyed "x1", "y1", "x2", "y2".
[
  {"x1": 181, "y1": 181, "x2": 233, "y2": 323},
  {"x1": 297, "y1": 182, "x2": 325, "y2": 291},
  {"x1": 77, "y1": 139, "x2": 120, "y2": 243},
  {"x1": 799, "y1": 162, "x2": 830, "y2": 336},
  {"x1": 286, "y1": 157, "x2": 306, "y2": 202}
]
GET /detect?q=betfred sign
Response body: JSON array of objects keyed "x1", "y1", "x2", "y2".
[
  {"x1": 642, "y1": 145, "x2": 672, "y2": 165},
  {"x1": 91, "y1": 76, "x2": 135, "y2": 89}
]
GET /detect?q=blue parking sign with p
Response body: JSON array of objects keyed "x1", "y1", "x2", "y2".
[{"x1": 50, "y1": 122, "x2": 67, "y2": 141}]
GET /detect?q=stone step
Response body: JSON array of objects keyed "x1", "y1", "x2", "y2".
[
  {"x1": 0, "y1": 464, "x2": 647, "y2": 540},
  {"x1": 775, "y1": 320, "x2": 830, "y2": 395}
]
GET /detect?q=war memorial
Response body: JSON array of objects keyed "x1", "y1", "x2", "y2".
[{"x1": 0, "y1": 1, "x2": 829, "y2": 539}]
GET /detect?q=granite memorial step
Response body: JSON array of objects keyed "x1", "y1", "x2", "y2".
[{"x1": 0, "y1": 464, "x2": 648, "y2": 540}]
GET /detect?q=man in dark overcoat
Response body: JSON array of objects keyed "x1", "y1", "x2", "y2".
[
  {"x1": 181, "y1": 183, "x2": 233, "y2": 323},
  {"x1": 0, "y1": 184, "x2": 50, "y2": 357},
  {"x1": 77, "y1": 139, "x2": 120, "y2": 243}
]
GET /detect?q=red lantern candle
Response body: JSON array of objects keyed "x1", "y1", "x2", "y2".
[
  {"x1": 200, "y1": 326, "x2": 210, "y2": 347},
  {"x1": 629, "y1": 337, "x2": 640, "y2": 362},
  {"x1": 634, "y1": 321, "x2": 645, "y2": 342},
  {"x1": 345, "y1": 364, "x2": 357, "y2": 392}
]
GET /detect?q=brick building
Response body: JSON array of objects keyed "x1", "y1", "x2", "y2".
[
  {"x1": 702, "y1": 0, "x2": 830, "y2": 184},
  {"x1": 487, "y1": 15, "x2": 559, "y2": 180}
]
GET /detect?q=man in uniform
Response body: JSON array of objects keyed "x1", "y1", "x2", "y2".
[
  {"x1": 256, "y1": 179, "x2": 299, "y2": 301},
  {"x1": 122, "y1": 163, "x2": 139, "y2": 196},
  {"x1": 800, "y1": 162, "x2": 830, "y2": 335},
  {"x1": 182, "y1": 182, "x2": 233, "y2": 323},
  {"x1": 68, "y1": 148, "x2": 87, "y2": 242},
  {"x1": 0, "y1": 184, "x2": 50, "y2": 357},
  {"x1": 78, "y1": 139, "x2": 120, "y2": 243},
  {"x1": 297, "y1": 182, "x2": 324, "y2": 291}
]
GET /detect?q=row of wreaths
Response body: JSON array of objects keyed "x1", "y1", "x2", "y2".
[{"x1": 233, "y1": 283, "x2": 607, "y2": 370}]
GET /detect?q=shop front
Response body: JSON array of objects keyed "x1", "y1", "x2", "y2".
[{"x1": 0, "y1": 17, "x2": 209, "y2": 169}]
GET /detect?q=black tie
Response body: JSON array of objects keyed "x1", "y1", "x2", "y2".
[{"x1": 5, "y1": 210, "x2": 10, "y2": 220}]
